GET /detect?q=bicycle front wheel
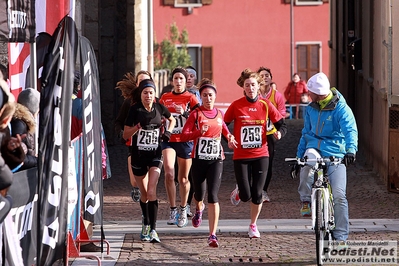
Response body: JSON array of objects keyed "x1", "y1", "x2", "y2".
[{"x1": 315, "y1": 189, "x2": 325, "y2": 265}]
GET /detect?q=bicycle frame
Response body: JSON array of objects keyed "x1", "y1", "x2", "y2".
[
  {"x1": 286, "y1": 156, "x2": 341, "y2": 265},
  {"x1": 310, "y1": 168, "x2": 335, "y2": 233}
]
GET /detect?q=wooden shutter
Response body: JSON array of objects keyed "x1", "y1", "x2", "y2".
[
  {"x1": 201, "y1": 46, "x2": 213, "y2": 80},
  {"x1": 163, "y1": 0, "x2": 174, "y2": 5},
  {"x1": 202, "y1": 0, "x2": 213, "y2": 4},
  {"x1": 297, "y1": 44, "x2": 320, "y2": 81}
]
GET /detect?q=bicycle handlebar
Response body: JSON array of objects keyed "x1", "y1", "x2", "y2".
[{"x1": 285, "y1": 157, "x2": 342, "y2": 165}]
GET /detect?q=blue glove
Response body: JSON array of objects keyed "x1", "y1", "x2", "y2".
[{"x1": 343, "y1": 153, "x2": 356, "y2": 166}]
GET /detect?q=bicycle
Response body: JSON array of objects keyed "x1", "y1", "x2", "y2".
[{"x1": 286, "y1": 151, "x2": 342, "y2": 266}]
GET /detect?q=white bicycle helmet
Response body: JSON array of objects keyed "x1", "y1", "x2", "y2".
[{"x1": 304, "y1": 148, "x2": 322, "y2": 168}]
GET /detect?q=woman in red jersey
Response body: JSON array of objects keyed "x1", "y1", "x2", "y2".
[
  {"x1": 159, "y1": 67, "x2": 200, "y2": 228},
  {"x1": 224, "y1": 69, "x2": 287, "y2": 239},
  {"x1": 181, "y1": 78, "x2": 237, "y2": 247}
]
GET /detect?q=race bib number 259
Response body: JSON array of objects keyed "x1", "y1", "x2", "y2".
[{"x1": 240, "y1": 125, "x2": 262, "y2": 148}]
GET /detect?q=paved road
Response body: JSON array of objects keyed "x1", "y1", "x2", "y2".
[{"x1": 69, "y1": 119, "x2": 399, "y2": 265}]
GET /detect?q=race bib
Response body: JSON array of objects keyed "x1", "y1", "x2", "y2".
[
  {"x1": 136, "y1": 129, "x2": 159, "y2": 151},
  {"x1": 165, "y1": 113, "x2": 186, "y2": 134},
  {"x1": 240, "y1": 125, "x2": 262, "y2": 148},
  {"x1": 197, "y1": 137, "x2": 220, "y2": 160}
]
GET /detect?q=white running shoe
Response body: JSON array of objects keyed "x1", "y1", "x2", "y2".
[
  {"x1": 149, "y1": 229, "x2": 161, "y2": 243},
  {"x1": 177, "y1": 205, "x2": 188, "y2": 228},
  {"x1": 248, "y1": 224, "x2": 260, "y2": 238},
  {"x1": 140, "y1": 224, "x2": 150, "y2": 241},
  {"x1": 167, "y1": 208, "x2": 178, "y2": 225},
  {"x1": 262, "y1": 191, "x2": 270, "y2": 202}
]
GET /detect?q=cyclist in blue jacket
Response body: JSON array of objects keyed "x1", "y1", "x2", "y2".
[{"x1": 296, "y1": 72, "x2": 358, "y2": 243}]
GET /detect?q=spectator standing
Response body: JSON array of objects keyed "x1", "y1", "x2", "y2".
[
  {"x1": 10, "y1": 88, "x2": 40, "y2": 171},
  {"x1": 284, "y1": 73, "x2": 308, "y2": 118},
  {"x1": 225, "y1": 69, "x2": 286, "y2": 239},
  {"x1": 0, "y1": 74, "x2": 24, "y2": 265}
]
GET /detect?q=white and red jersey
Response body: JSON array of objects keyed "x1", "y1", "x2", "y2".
[
  {"x1": 160, "y1": 90, "x2": 199, "y2": 142},
  {"x1": 181, "y1": 106, "x2": 230, "y2": 160},
  {"x1": 224, "y1": 97, "x2": 283, "y2": 160}
]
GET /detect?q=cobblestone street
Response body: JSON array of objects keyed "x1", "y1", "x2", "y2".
[{"x1": 98, "y1": 119, "x2": 399, "y2": 265}]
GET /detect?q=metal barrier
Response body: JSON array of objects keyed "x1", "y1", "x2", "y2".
[
  {"x1": 154, "y1": 69, "x2": 170, "y2": 97},
  {"x1": 285, "y1": 103, "x2": 309, "y2": 119}
]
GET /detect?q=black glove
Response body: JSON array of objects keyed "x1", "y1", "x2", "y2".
[
  {"x1": 161, "y1": 131, "x2": 171, "y2": 142},
  {"x1": 343, "y1": 153, "x2": 356, "y2": 166},
  {"x1": 290, "y1": 163, "x2": 301, "y2": 179}
]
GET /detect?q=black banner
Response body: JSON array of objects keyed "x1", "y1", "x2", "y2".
[
  {"x1": 37, "y1": 16, "x2": 78, "y2": 265},
  {"x1": 0, "y1": 0, "x2": 36, "y2": 43},
  {"x1": 8, "y1": 168, "x2": 38, "y2": 266},
  {"x1": 80, "y1": 36, "x2": 103, "y2": 225}
]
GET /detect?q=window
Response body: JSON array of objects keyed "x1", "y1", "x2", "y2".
[
  {"x1": 179, "y1": 45, "x2": 213, "y2": 81},
  {"x1": 296, "y1": 43, "x2": 321, "y2": 81}
]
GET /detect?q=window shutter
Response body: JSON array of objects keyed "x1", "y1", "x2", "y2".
[
  {"x1": 297, "y1": 44, "x2": 320, "y2": 81},
  {"x1": 163, "y1": 0, "x2": 175, "y2": 6},
  {"x1": 201, "y1": 46, "x2": 213, "y2": 80},
  {"x1": 202, "y1": 0, "x2": 213, "y2": 5}
]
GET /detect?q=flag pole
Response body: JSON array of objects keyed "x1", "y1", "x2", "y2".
[{"x1": 30, "y1": 41, "x2": 39, "y2": 152}]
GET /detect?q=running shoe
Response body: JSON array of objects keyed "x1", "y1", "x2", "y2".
[
  {"x1": 187, "y1": 205, "x2": 193, "y2": 217},
  {"x1": 177, "y1": 205, "x2": 188, "y2": 228},
  {"x1": 230, "y1": 184, "x2": 241, "y2": 206},
  {"x1": 149, "y1": 229, "x2": 161, "y2": 243},
  {"x1": 262, "y1": 191, "x2": 270, "y2": 202},
  {"x1": 248, "y1": 224, "x2": 260, "y2": 238},
  {"x1": 300, "y1": 201, "x2": 311, "y2": 217},
  {"x1": 336, "y1": 241, "x2": 348, "y2": 250},
  {"x1": 208, "y1": 234, "x2": 219, "y2": 248},
  {"x1": 140, "y1": 224, "x2": 150, "y2": 241},
  {"x1": 131, "y1": 187, "x2": 141, "y2": 203},
  {"x1": 167, "y1": 208, "x2": 178, "y2": 225},
  {"x1": 192, "y1": 204, "x2": 205, "y2": 228}
]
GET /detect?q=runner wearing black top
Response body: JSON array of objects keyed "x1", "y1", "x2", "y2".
[{"x1": 124, "y1": 79, "x2": 176, "y2": 243}]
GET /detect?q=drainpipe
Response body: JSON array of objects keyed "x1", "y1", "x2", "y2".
[
  {"x1": 290, "y1": 0, "x2": 295, "y2": 77},
  {"x1": 147, "y1": 0, "x2": 154, "y2": 76},
  {"x1": 387, "y1": 0, "x2": 392, "y2": 107}
]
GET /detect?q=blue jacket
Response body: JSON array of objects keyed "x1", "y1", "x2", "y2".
[{"x1": 296, "y1": 88, "x2": 358, "y2": 158}]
